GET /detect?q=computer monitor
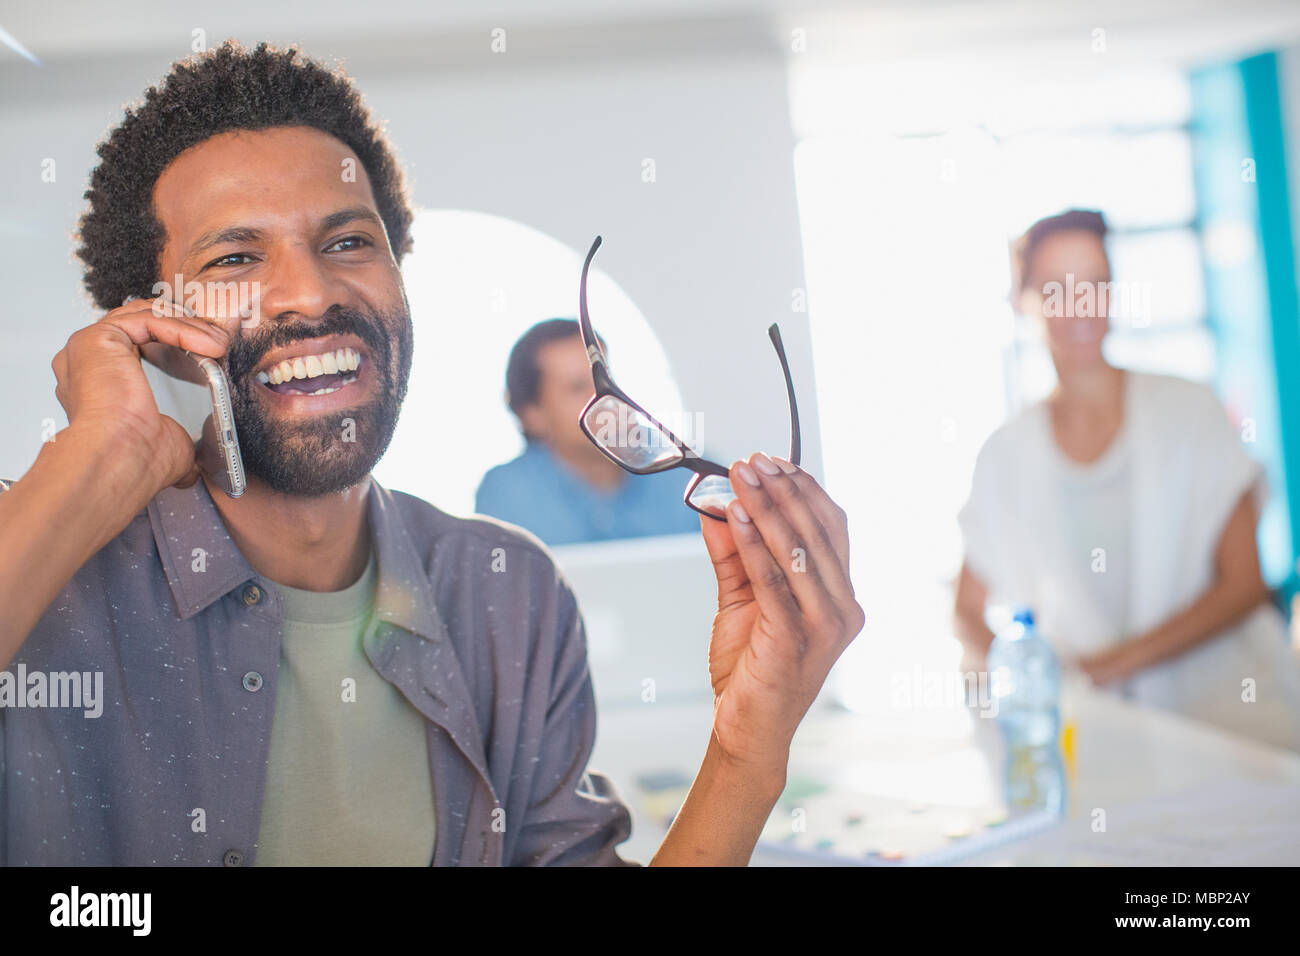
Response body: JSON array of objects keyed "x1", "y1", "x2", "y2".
[{"x1": 548, "y1": 532, "x2": 719, "y2": 711}]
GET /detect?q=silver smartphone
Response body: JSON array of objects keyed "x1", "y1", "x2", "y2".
[
  {"x1": 123, "y1": 294, "x2": 246, "y2": 498},
  {"x1": 183, "y1": 350, "x2": 246, "y2": 498}
]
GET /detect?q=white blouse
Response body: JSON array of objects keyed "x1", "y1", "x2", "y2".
[
  {"x1": 1048, "y1": 414, "x2": 1133, "y2": 641},
  {"x1": 959, "y1": 370, "x2": 1300, "y2": 751}
]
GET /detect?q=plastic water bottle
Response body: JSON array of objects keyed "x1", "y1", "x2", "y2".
[{"x1": 987, "y1": 608, "x2": 1066, "y2": 816}]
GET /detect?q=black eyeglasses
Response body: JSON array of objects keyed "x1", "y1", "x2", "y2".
[{"x1": 576, "y1": 235, "x2": 801, "y2": 521}]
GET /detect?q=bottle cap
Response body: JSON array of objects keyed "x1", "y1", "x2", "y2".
[{"x1": 1012, "y1": 607, "x2": 1034, "y2": 627}]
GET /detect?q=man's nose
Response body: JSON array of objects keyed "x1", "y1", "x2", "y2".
[{"x1": 252, "y1": 245, "x2": 348, "y2": 324}]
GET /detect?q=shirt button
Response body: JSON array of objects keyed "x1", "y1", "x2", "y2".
[
  {"x1": 241, "y1": 584, "x2": 262, "y2": 606},
  {"x1": 242, "y1": 671, "x2": 264, "y2": 693},
  {"x1": 222, "y1": 849, "x2": 244, "y2": 867}
]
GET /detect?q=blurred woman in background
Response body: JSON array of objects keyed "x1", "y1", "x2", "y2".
[{"x1": 954, "y1": 208, "x2": 1300, "y2": 751}]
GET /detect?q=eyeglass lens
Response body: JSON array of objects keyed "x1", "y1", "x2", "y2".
[
  {"x1": 686, "y1": 474, "x2": 735, "y2": 518},
  {"x1": 582, "y1": 394, "x2": 685, "y2": 471}
]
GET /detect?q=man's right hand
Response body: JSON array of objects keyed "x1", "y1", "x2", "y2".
[
  {"x1": 0, "y1": 297, "x2": 238, "y2": 659},
  {"x1": 51, "y1": 296, "x2": 236, "y2": 504}
]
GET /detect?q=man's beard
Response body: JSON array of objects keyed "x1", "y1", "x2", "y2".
[{"x1": 223, "y1": 304, "x2": 413, "y2": 497}]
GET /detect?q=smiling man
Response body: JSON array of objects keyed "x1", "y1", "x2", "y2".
[{"x1": 0, "y1": 41, "x2": 864, "y2": 866}]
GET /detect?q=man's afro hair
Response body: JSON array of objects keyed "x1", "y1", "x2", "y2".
[{"x1": 76, "y1": 39, "x2": 414, "y2": 312}]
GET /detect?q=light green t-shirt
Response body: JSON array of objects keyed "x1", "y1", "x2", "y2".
[{"x1": 255, "y1": 549, "x2": 437, "y2": 865}]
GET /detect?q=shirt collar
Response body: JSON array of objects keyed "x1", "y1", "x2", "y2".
[{"x1": 147, "y1": 477, "x2": 443, "y2": 642}]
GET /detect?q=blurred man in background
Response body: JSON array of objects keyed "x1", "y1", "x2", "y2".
[{"x1": 475, "y1": 319, "x2": 700, "y2": 544}]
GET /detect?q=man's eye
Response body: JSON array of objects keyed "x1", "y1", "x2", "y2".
[
  {"x1": 206, "y1": 253, "x2": 255, "y2": 269},
  {"x1": 327, "y1": 235, "x2": 372, "y2": 252}
]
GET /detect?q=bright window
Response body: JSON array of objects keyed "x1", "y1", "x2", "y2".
[{"x1": 789, "y1": 60, "x2": 1208, "y2": 715}]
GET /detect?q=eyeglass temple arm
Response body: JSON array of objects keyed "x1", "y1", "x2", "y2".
[
  {"x1": 767, "y1": 323, "x2": 801, "y2": 466},
  {"x1": 578, "y1": 236, "x2": 606, "y2": 368},
  {"x1": 583, "y1": 237, "x2": 799, "y2": 468}
]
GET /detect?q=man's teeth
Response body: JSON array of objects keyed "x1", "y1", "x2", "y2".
[{"x1": 255, "y1": 347, "x2": 361, "y2": 386}]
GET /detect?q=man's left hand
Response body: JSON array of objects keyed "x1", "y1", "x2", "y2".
[{"x1": 699, "y1": 452, "x2": 864, "y2": 782}]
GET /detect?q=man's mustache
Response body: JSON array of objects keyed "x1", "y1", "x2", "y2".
[{"x1": 225, "y1": 307, "x2": 389, "y2": 386}]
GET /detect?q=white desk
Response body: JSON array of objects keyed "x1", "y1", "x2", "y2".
[{"x1": 589, "y1": 685, "x2": 1300, "y2": 865}]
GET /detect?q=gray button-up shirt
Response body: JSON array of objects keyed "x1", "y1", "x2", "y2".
[{"x1": 0, "y1": 476, "x2": 641, "y2": 866}]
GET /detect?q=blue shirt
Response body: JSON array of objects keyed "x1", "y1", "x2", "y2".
[
  {"x1": 475, "y1": 441, "x2": 701, "y2": 545},
  {"x1": 0, "y1": 475, "x2": 640, "y2": 866}
]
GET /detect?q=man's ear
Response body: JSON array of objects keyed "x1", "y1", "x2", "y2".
[{"x1": 518, "y1": 404, "x2": 547, "y2": 441}]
